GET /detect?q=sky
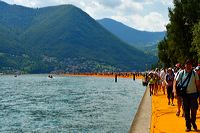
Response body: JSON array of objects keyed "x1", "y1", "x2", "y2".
[{"x1": 2, "y1": 0, "x2": 174, "y2": 32}]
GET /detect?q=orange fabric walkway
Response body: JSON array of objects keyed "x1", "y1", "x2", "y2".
[{"x1": 151, "y1": 92, "x2": 200, "y2": 133}]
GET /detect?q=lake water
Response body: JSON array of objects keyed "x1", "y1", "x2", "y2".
[{"x1": 0, "y1": 75, "x2": 145, "y2": 133}]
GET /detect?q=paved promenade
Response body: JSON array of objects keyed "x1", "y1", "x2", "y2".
[{"x1": 151, "y1": 92, "x2": 200, "y2": 133}]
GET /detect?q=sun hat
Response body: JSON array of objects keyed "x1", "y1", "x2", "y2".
[{"x1": 168, "y1": 67, "x2": 172, "y2": 71}]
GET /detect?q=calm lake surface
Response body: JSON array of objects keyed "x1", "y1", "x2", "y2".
[{"x1": 0, "y1": 75, "x2": 145, "y2": 133}]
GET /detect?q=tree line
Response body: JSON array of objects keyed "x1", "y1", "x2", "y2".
[{"x1": 158, "y1": 0, "x2": 200, "y2": 67}]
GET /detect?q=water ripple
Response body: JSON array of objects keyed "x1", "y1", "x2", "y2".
[{"x1": 0, "y1": 75, "x2": 145, "y2": 132}]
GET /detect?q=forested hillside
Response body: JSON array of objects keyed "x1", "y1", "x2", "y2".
[{"x1": 0, "y1": 1, "x2": 157, "y2": 73}]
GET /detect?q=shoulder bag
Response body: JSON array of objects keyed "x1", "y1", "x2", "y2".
[{"x1": 176, "y1": 71, "x2": 192, "y2": 97}]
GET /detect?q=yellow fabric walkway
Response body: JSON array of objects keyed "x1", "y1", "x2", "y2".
[{"x1": 151, "y1": 92, "x2": 200, "y2": 133}]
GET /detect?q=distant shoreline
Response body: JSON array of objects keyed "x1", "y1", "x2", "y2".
[
  {"x1": 62, "y1": 72, "x2": 143, "y2": 79},
  {"x1": 0, "y1": 72, "x2": 144, "y2": 80}
]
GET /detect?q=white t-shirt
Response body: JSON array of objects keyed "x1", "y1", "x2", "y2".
[
  {"x1": 160, "y1": 70, "x2": 166, "y2": 81},
  {"x1": 176, "y1": 70, "x2": 199, "y2": 94}
]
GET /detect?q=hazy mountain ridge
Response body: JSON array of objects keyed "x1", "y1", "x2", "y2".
[
  {"x1": 98, "y1": 18, "x2": 166, "y2": 51},
  {"x1": 0, "y1": 1, "x2": 156, "y2": 73}
]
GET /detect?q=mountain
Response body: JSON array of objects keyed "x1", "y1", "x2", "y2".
[
  {"x1": 0, "y1": 1, "x2": 156, "y2": 73},
  {"x1": 97, "y1": 18, "x2": 166, "y2": 53}
]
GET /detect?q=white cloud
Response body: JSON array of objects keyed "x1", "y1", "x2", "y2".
[
  {"x1": 160, "y1": 0, "x2": 173, "y2": 6},
  {"x1": 137, "y1": 12, "x2": 167, "y2": 31},
  {"x1": 11, "y1": 0, "x2": 40, "y2": 7},
  {"x1": 119, "y1": 0, "x2": 144, "y2": 14},
  {"x1": 114, "y1": 12, "x2": 167, "y2": 32},
  {"x1": 79, "y1": 1, "x2": 116, "y2": 19},
  {"x1": 96, "y1": 0, "x2": 122, "y2": 8}
]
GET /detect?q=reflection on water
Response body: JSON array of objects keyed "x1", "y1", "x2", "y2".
[{"x1": 0, "y1": 75, "x2": 145, "y2": 132}]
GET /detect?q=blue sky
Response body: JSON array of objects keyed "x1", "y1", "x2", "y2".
[{"x1": 2, "y1": 0, "x2": 173, "y2": 32}]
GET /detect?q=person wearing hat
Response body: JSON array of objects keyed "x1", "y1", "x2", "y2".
[{"x1": 174, "y1": 59, "x2": 200, "y2": 132}]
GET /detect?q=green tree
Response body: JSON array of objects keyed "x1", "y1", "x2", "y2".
[
  {"x1": 192, "y1": 21, "x2": 200, "y2": 62},
  {"x1": 158, "y1": 38, "x2": 170, "y2": 67},
  {"x1": 158, "y1": 0, "x2": 200, "y2": 65}
]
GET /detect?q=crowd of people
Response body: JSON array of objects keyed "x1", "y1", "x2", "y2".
[{"x1": 144, "y1": 60, "x2": 200, "y2": 132}]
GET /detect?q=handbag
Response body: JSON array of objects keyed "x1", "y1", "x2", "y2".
[{"x1": 176, "y1": 71, "x2": 192, "y2": 96}]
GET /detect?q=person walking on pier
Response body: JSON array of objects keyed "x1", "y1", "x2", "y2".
[
  {"x1": 160, "y1": 68, "x2": 166, "y2": 94},
  {"x1": 165, "y1": 67, "x2": 175, "y2": 105},
  {"x1": 174, "y1": 60, "x2": 200, "y2": 132},
  {"x1": 173, "y1": 63, "x2": 184, "y2": 117},
  {"x1": 148, "y1": 73, "x2": 155, "y2": 96}
]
